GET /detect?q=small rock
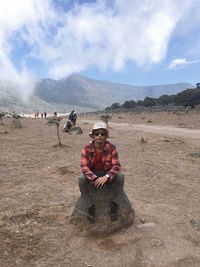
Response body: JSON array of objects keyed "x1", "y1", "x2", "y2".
[
  {"x1": 137, "y1": 222, "x2": 155, "y2": 228},
  {"x1": 150, "y1": 238, "x2": 164, "y2": 247},
  {"x1": 190, "y1": 152, "x2": 200, "y2": 158},
  {"x1": 190, "y1": 219, "x2": 200, "y2": 231}
]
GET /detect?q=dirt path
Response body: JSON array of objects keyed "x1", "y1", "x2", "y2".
[{"x1": 81, "y1": 119, "x2": 200, "y2": 139}]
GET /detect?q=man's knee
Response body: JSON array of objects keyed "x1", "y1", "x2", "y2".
[
  {"x1": 114, "y1": 172, "x2": 124, "y2": 186},
  {"x1": 79, "y1": 173, "x2": 87, "y2": 186}
]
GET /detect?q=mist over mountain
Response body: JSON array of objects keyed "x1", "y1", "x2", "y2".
[{"x1": 0, "y1": 74, "x2": 194, "y2": 113}]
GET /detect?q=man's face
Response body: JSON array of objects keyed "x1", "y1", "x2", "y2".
[{"x1": 92, "y1": 129, "x2": 107, "y2": 144}]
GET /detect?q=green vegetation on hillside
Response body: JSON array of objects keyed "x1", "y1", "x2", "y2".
[{"x1": 105, "y1": 87, "x2": 200, "y2": 110}]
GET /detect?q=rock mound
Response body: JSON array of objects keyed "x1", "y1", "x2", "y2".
[{"x1": 71, "y1": 186, "x2": 134, "y2": 235}]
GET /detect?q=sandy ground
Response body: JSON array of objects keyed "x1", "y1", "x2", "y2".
[{"x1": 0, "y1": 111, "x2": 200, "y2": 267}]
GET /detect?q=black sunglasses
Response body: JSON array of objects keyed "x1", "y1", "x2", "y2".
[{"x1": 94, "y1": 131, "x2": 107, "y2": 136}]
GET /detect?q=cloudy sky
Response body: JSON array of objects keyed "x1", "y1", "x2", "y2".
[{"x1": 0, "y1": 0, "x2": 200, "y2": 89}]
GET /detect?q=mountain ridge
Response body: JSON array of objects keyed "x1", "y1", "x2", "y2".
[{"x1": 0, "y1": 74, "x2": 194, "y2": 113}]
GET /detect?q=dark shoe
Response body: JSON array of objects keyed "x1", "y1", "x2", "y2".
[
  {"x1": 110, "y1": 202, "x2": 118, "y2": 221},
  {"x1": 87, "y1": 205, "x2": 96, "y2": 223}
]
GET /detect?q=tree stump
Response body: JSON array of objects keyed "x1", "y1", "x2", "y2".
[{"x1": 71, "y1": 185, "x2": 134, "y2": 235}]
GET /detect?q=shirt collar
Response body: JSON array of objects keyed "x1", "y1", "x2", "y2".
[{"x1": 91, "y1": 140, "x2": 108, "y2": 152}]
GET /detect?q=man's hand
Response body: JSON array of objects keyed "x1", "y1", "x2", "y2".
[{"x1": 94, "y1": 176, "x2": 108, "y2": 188}]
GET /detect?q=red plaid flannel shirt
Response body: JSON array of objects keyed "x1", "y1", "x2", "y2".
[{"x1": 81, "y1": 140, "x2": 121, "y2": 183}]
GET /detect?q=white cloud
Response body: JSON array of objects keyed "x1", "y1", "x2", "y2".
[
  {"x1": 0, "y1": 0, "x2": 200, "y2": 95},
  {"x1": 169, "y1": 58, "x2": 187, "y2": 69},
  {"x1": 169, "y1": 58, "x2": 200, "y2": 69},
  {"x1": 47, "y1": 0, "x2": 180, "y2": 77},
  {"x1": 0, "y1": 0, "x2": 56, "y2": 99},
  {"x1": 37, "y1": 0, "x2": 200, "y2": 78}
]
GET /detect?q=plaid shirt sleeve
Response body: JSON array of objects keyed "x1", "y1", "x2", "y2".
[
  {"x1": 107, "y1": 144, "x2": 121, "y2": 181},
  {"x1": 80, "y1": 145, "x2": 97, "y2": 183}
]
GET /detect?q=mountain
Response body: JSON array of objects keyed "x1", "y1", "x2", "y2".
[{"x1": 0, "y1": 74, "x2": 194, "y2": 113}]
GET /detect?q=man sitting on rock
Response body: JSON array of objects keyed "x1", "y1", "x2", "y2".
[{"x1": 79, "y1": 121, "x2": 124, "y2": 223}]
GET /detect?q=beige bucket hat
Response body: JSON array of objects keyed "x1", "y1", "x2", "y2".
[{"x1": 89, "y1": 121, "x2": 109, "y2": 137}]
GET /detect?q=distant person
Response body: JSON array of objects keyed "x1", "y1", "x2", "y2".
[
  {"x1": 41, "y1": 113, "x2": 43, "y2": 119},
  {"x1": 44, "y1": 112, "x2": 47, "y2": 119},
  {"x1": 63, "y1": 120, "x2": 73, "y2": 132},
  {"x1": 68, "y1": 110, "x2": 77, "y2": 126},
  {"x1": 68, "y1": 110, "x2": 75, "y2": 121},
  {"x1": 72, "y1": 111, "x2": 77, "y2": 126},
  {"x1": 35, "y1": 112, "x2": 39, "y2": 119},
  {"x1": 63, "y1": 111, "x2": 73, "y2": 132},
  {"x1": 79, "y1": 121, "x2": 124, "y2": 223}
]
